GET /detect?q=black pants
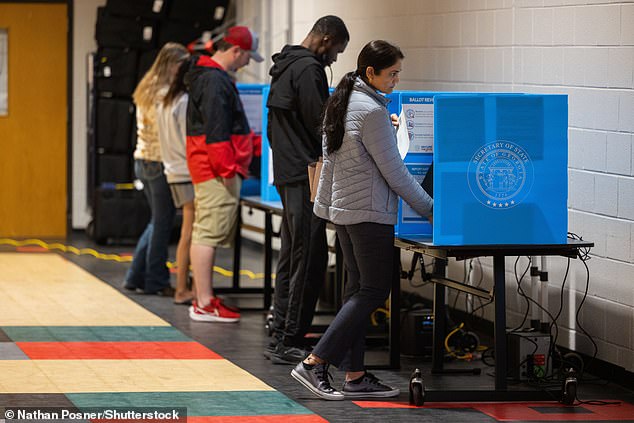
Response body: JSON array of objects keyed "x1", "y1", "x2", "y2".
[
  {"x1": 273, "y1": 181, "x2": 328, "y2": 347},
  {"x1": 312, "y1": 222, "x2": 394, "y2": 371}
]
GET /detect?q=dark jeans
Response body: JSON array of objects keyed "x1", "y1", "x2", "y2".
[
  {"x1": 312, "y1": 222, "x2": 394, "y2": 372},
  {"x1": 125, "y1": 159, "x2": 175, "y2": 293},
  {"x1": 273, "y1": 181, "x2": 328, "y2": 347}
]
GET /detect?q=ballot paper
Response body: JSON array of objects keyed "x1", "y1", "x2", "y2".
[{"x1": 396, "y1": 111, "x2": 410, "y2": 159}]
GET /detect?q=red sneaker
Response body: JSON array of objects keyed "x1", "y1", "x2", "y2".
[
  {"x1": 189, "y1": 297, "x2": 240, "y2": 323},
  {"x1": 189, "y1": 298, "x2": 240, "y2": 323}
]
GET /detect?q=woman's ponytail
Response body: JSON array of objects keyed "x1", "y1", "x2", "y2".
[{"x1": 322, "y1": 71, "x2": 357, "y2": 154}]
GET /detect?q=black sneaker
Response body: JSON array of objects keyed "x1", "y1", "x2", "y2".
[
  {"x1": 291, "y1": 362, "x2": 344, "y2": 401},
  {"x1": 263, "y1": 339, "x2": 279, "y2": 360},
  {"x1": 342, "y1": 372, "x2": 400, "y2": 398},
  {"x1": 271, "y1": 345, "x2": 308, "y2": 365},
  {"x1": 122, "y1": 281, "x2": 140, "y2": 291}
]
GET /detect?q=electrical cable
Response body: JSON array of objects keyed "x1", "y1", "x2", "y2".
[
  {"x1": 564, "y1": 231, "x2": 602, "y2": 384},
  {"x1": 450, "y1": 259, "x2": 473, "y2": 313},
  {"x1": 406, "y1": 253, "x2": 433, "y2": 289},
  {"x1": 574, "y1": 256, "x2": 598, "y2": 378},
  {"x1": 470, "y1": 293, "x2": 494, "y2": 318},
  {"x1": 465, "y1": 258, "x2": 488, "y2": 323},
  {"x1": 548, "y1": 258, "x2": 571, "y2": 376},
  {"x1": 444, "y1": 323, "x2": 473, "y2": 360},
  {"x1": 508, "y1": 256, "x2": 532, "y2": 332},
  {"x1": 481, "y1": 347, "x2": 495, "y2": 366},
  {"x1": 508, "y1": 255, "x2": 564, "y2": 380},
  {"x1": 541, "y1": 233, "x2": 615, "y2": 407}
]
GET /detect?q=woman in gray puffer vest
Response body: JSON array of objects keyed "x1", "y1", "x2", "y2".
[{"x1": 291, "y1": 40, "x2": 433, "y2": 401}]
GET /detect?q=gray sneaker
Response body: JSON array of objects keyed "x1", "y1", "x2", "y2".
[
  {"x1": 291, "y1": 362, "x2": 344, "y2": 401},
  {"x1": 342, "y1": 372, "x2": 400, "y2": 398}
]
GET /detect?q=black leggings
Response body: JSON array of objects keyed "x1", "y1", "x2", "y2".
[{"x1": 312, "y1": 222, "x2": 394, "y2": 371}]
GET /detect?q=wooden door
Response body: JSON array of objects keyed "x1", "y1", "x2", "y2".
[{"x1": 0, "y1": 3, "x2": 68, "y2": 238}]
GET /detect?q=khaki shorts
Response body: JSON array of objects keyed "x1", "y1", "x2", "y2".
[
  {"x1": 192, "y1": 176, "x2": 241, "y2": 248},
  {"x1": 169, "y1": 182, "x2": 194, "y2": 208}
]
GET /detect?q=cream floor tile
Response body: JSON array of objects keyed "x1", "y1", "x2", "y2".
[
  {"x1": 0, "y1": 361, "x2": 59, "y2": 393},
  {"x1": 0, "y1": 360, "x2": 274, "y2": 393},
  {"x1": 0, "y1": 253, "x2": 167, "y2": 326}
]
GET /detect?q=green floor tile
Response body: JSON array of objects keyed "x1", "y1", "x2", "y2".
[
  {"x1": 2, "y1": 326, "x2": 191, "y2": 342},
  {"x1": 67, "y1": 391, "x2": 313, "y2": 417}
]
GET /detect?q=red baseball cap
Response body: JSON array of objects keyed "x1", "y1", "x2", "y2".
[{"x1": 223, "y1": 26, "x2": 264, "y2": 62}]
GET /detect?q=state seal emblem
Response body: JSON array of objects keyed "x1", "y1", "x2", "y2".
[{"x1": 467, "y1": 141, "x2": 534, "y2": 209}]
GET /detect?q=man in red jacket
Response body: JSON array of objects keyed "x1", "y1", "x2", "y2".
[{"x1": 185, "y1": 26, "x2": 263, "y2": 322}]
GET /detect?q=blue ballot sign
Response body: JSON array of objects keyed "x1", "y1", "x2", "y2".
[
  {"x1": 237, "y1": 83, "x2": 266, "y2": 135},
  {"x1": 259, "y1": 86, "x2": 280, "y2": 201},
  {"x1": 237, "y1": 83, "x2": 267, "y2": 197},
  {"x1": 395, "y1": 92, "x2": 435, "y2": 236},
  {"x1": 433, "y1": 94, "x2": 568, "y2": 245}
]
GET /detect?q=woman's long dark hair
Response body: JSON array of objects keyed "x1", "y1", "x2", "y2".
[
  {"x1": 163, "y1": 57, "x2": 193, "y2": 107},
  {"x1": 322, "y1": 40, "x2": 404, "y2": 154}
]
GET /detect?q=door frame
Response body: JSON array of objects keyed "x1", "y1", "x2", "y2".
[{"x1": 0, "y1": 0, "x2": 73, "y2": 236}]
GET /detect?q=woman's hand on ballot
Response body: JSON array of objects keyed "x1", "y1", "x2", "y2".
[{"x1": 390, "y1": 113, "x2": 399, "y2": 129}]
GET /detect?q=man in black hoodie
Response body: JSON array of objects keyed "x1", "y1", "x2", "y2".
[{"x1": 266, "y1": 16, "x2": 349, "y2": 364}]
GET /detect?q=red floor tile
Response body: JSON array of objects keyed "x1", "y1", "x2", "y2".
[
  {"x1": 186, "y1": 415, "x2": 328, "y2": 423},
  {"x1": 17, "y1": 342, "x2": 222, "y2": 359},
  {"x1": 353, "y1": 400, "x2": 634, "y2": 421}
]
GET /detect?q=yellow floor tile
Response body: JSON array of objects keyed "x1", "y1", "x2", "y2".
[
  {"x1": 0, "y1": 253, "x2": 167, "y2": 326},
  {"x1": 0, "y1": 360, "x2": 274, "y2": 393},
  {"x1": 0, "y1": 361, "x2": 58, "y2": 393}
]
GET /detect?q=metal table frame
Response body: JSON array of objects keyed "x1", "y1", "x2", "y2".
[
  {"x1": 392, "y1": 237, "x2": 593, "y2": 401},
  {"x1": 220, "y1": 196, "x2": 282, "y2": 310},
  {"x1": 229, "y1": 196, "x2": 594, "y2": 399}
]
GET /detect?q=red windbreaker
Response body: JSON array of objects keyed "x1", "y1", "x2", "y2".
[{"x1": 185, "y1": 56, "x2": 254, "y2": 183}]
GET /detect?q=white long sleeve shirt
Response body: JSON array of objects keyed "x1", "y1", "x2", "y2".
[{"x1": 156, "y1": 93, "x2": 191, "y2": 183}]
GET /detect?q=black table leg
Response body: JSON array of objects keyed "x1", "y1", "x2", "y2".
[
  {"x1": 493, "y1": 254, "x2": 508, "y2": 391},
  {"x1": 232, "y1": 203, "x2": 242, "y2": 289},
  {"x1": 263, "y1": 211, "x2": 273, "y2": 310},
  {"x1": 432, "y1": 258, "x2": 447, "y2": 373},
  {"x1": 389, "y1": 246, "x2": 401, "y2": 369}
]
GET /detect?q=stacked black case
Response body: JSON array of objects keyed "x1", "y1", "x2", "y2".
[
  {"x1": 88, "y1": 186, "x2": 151, "y2": 245},
  {"x1": 88, "y1": 0, "x2": 229, "y2": 243}
]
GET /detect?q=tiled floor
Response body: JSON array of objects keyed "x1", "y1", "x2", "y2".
[{"x1": 1, "y1": 233, "x2": 633, "y2": 422}]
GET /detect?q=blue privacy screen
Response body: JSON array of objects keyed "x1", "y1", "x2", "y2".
[
  {"x1": 433, "y1": 94, "x2": 568, "y2": 245},
  {"x1": 258, "y1": 85, "x2": 280, "y2": 201}
]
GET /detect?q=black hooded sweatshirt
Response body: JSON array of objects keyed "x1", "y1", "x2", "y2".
[{"x1": 267, "y1": 45, "x2": 329, "y2": 186}]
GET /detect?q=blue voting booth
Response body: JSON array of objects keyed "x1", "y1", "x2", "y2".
[
  {"x1": 236, "y1": 83, "x2": 267, "y2": 197},
  {"x1": 393, "y1": 92, "x2": 568, "y2": 245},
  {"x1": 433, "y1": 94, "x2": 568, "y2": 245}
]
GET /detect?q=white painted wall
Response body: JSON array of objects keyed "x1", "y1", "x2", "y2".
[
  {"x1": 71, "y1": 0, "x2": 106, "y2": 229},
  {"x1": 235, "y1": 0, "x2": 634, "y2": 372}
]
